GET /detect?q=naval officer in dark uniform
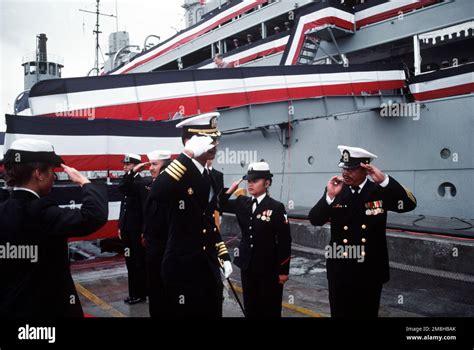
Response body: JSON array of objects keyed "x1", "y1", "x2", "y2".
[
  {"x1": 150, "y1": 113, "x2": 232, "y2": 318},
  {"x1": 118, "y1": 153, "x2": 148, "y2": 304},
  {"x1": 219, "y1": 162, "x2": 292, "y2": 318},
  {"x1": 0, "y1": 139, "x2": 108, "y2": 318},
  {"x1": 309, "y1": 145, "x2": 417, "y2": 318},
  {"x1": 140, "y1": 149, "x2": 171, "y2": 318}
]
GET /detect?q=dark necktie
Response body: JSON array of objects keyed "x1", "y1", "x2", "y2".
[
  {"x1": 350, "y1": 186, "x2": 360, "y2": 194},
  {"x1": 252, "y1": 198, "x2": 258, "y2": 213},
  {"x1": 350, "y1": 186, "x2": 361, "y2": 200}
]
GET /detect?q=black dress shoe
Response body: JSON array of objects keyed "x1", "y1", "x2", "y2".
[{"x1": 127, "y1": 297, "x2": 146, "y2": 305}]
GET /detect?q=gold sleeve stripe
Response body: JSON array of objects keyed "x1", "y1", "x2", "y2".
[
  {"x1": 218, "y1": 251, "x2": 229, "y2": 256},
  {"x1": 166, "y1": 166, "x2": 183, "y2": 179},
  {"x1": 165, "y1": 168, "x2": 180, "y2": 181},
  {"x1": 403, "y1": 186, "x2": 417, "y2": 204},
  {"x1": 218, "y1": 247, "x2": 228, "y2": 253},
  {"x1": 215, "y1": 242, "x2": 225, "y2": 248},
  {"x1": 168, "y1": 163, "x2": 185, "y2": 176},
  {"x1": 173, "y1": 160, "x2": 187, "y2": 172}
]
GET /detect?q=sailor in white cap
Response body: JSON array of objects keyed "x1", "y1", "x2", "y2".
[
  {"x1": 118, "y1": 150, "x2": 172, "y2": 308},
  {"x1": 0, "y1": 138, "x2": 108, "y2": 317},
  {"x1": 219, "y1": 162, "x2": 292, "y2": 318},
  {"x1": 118, "y1": 152, "x2": 148, "y2": 305},
  {"x1": 149, "y1": 112, "x2": 233, "y2": 318},
  {"x1": 309, "y1": 145, "x2": 417, "y2": 318},
  {"x1": 146, "y1": 150, "x2": 172, "y2": 179},
  {"x1": 142, "y1": 150, "x2": 172, "y2": 317}
]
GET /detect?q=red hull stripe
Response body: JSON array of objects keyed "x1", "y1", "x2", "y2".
[
  {"x1": 411, "y1": 83, "x2": 474, "y2": 101},
  {"x1": 37, "y1": 80, "x2": 405, "y2": 120}
]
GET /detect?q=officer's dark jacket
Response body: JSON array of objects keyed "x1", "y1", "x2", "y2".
[
  {"x1": 118, "y1": 171, "x2": 149, "y2": 233},
  {"x1": 209, "y1": 168, "x2": 224, "y2": 209},
  {"x1": 149, "y1": 154, "x2": 231, "y2": 286},
  {"x1": 309, "y1": 176, "x2": 417, "y2": 286},
  {"x1": 219, "y1": 192, "x2": 292, "y2": 276},
  {"x1": 0, "y1": 184, "x2": 108, "y2": 318},
  {"x1": 143, "y1": 178, "x2": 168, "y2": 261}
]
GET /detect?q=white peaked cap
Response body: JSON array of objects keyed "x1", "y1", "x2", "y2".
[{"x1": 147, "y1": 150, "x2": 172, "y2": 161}]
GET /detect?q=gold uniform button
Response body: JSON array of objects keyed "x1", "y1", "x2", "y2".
[
  {"x1": 202, "y1": 229, "x2": 206, "y2": 233},
  {"x1": 203, "y1": 246, "x2": 206, "y2": 251},
  {"x1": 361, "y1": 251, "x2": 366, "y2": 256},
  {"x1": 361, "y1": 224, "x2": 367, "y2": 229},
  {"x1": 342, "y1": 252, "x2": 348, "y2": 257},
  {"x1": 361, "y1": 238, "x2": 366, "y2": 243},
  {"x1": 212, "y1": 214, "x2": 215, "y2": 218},
  {"x1": 343, "y1": 226, "x2": 348, "y2": 231},
  {"x1": 213, "y1": 227, "x2": 217, "y2": 232},
  {"x1": 250, "y1": 235, "x2": 253, "y2": 239},
  {"x1": 249, "y1": 226, "x2": 252, "y2": 230},
  {"x1": 343, "y1": 239, "x2": 348, "y2": 244}
]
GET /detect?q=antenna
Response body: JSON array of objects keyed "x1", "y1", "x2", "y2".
[{"x1": 79, "y1": 0, "x2": 116, "y2": 75}]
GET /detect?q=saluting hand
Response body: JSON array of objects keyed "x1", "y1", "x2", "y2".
[
  {"x1": 61, "y1": 164, "x2": 90, "y2": 187},
  {"x1": 133, "y1": 162, "x2": 150, "y2": 173},
  {"x1": 327, "y1": 175, "x2": 343, "y2": 200},
  {"x1": 226, "y1": 178, "x2": 243, "y2": 194},
  {"x1": 184, "y1": 135, "x2": 215, "y2": 158},
  {"x1": 360, "y1": 163, "x2": 386, "y2": 183}
]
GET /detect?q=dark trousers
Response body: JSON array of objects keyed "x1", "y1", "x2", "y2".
[
  {"x1": 122, "y1": 230, "x2": 147, "y2": 299},
  {"x1": 162, "y1": 258, "x2": 223, "y2": 319},
  {"x1": 146, "y1": 248, "x2": 166, "y2": 318},
  {"x1": 241, "y1": 269, "x2": 283, "y2": 318},
  {"x1": 328, "y1": 280, "x2": 383, "y2": 318}
]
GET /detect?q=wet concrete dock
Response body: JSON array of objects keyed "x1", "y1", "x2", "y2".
[{"x1": 72, "y1": 241, "x2": 474, "y2": 318}]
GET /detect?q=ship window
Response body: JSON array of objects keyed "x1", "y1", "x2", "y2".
[
  {"x1": 440, "y1": 148, "x2": 451, "y2": 159},
  {"x1": 58, "y1": 66, "x2": 62, "y2": 78},
  {"x1": 39, "y1": 62, "x2": 47, "y2": 74},
  {"x1": 29, "y1": 63, "x2": 36, "y2": 75},
  {"x1": 49, "y1": 63, "x2": 56, "y2": 75},
  {"x1": 24, "y1": 64, "x2": 29, "y2": 76}
]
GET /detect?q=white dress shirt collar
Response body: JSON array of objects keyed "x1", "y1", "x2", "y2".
[
  {"x1": 13, "y1": 187, "x2": 40, "y2": 198},
  {"x1": 251, "y1": 193, "x2": 267, "y2": 204}
]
